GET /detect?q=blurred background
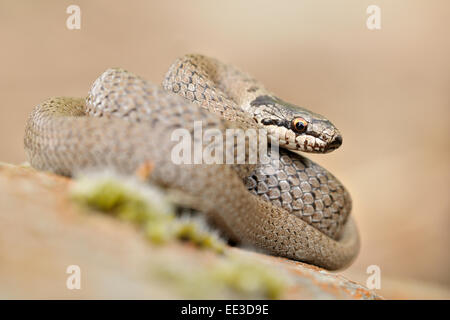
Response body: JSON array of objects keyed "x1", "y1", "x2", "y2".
[{"x1": 0, "y1": 0, "x2": 448, "y2": 297}]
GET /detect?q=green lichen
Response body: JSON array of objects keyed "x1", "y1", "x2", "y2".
[
  {"x1": 157, "y1": 256, "x2": 288, "y2": 299},
  {"x1": 211, "y1": 258, "x2": 287, "y2": 299},
  {"x1": 71, "y1": 173, "x2": 288, "y2": 299},
  {"x1": 173, "y1": 218, "x2": 224, "y2": 254},
  {"x1": 71, "y1": 175, "x2": 172, "y2": 224},
  {"x1": 70, "y1": 172, "x2": 224, "y2": 251},
  {"x1": 144, "y1": 220, "x2": 174, "y2": 244}
]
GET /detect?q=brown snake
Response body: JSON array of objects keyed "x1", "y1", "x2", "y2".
[{"x1": 24, "y1": 54, "x2": 360, "y2": 270}]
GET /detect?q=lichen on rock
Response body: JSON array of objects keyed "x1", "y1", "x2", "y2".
[
  {"x1": 70, "y1": 171, "x2": 225, "y2": 252},
  {"x1": 69, "y1": 171, "x2": 290, "y2": 299}
]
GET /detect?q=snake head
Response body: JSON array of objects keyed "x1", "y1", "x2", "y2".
[{"x1": 250, "y1": 95, "x2": 342, "y2": 153}]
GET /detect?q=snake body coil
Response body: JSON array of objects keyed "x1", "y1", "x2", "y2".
[{"x1": 24, "y1": 54, "x2": 359, "y2": 270}]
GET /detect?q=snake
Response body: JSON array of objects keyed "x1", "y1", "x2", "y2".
[{"x1": 24, "y1": 54, "x2": 360, "y2": 270}]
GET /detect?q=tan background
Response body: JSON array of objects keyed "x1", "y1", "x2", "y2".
[{"x1": 0, "y1": 0, "x2": 449, "y2": 295}]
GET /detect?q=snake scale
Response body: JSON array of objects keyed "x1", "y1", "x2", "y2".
[{"x1": 24, "y1": 54, "x2": 359, "y2": 270}]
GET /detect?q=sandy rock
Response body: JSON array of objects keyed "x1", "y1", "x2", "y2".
[{"x1": 0, "y1": 163, "x2": 381, "y2": 299}]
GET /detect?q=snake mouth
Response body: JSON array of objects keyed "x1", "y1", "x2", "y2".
[
  {"x1": 266, "y1": 129, "x2": 328, "y2": 153},
  {"x1": 269, "y1": 131, "x2": 342, "y2": 153},
  {"x1": 280, "y1": 137, "x2": 327, "y2": 153}
]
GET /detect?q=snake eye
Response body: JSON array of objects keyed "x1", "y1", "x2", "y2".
[{"x1": 292, "y1": 118, "x2": 308, "y2": 133}]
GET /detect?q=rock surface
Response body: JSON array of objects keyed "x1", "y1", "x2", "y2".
[{"x1": 0, "y1": 163, "x2": 382, "y2": 299}]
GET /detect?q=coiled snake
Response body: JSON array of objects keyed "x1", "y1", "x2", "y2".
[{"x1": 24, "y1": 54, "x2": 359, "y2": 270}]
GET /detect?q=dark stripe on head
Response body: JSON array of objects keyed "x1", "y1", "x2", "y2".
[{"x1": 250, "y1": 95, "x2": 277, "y2": 107}]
